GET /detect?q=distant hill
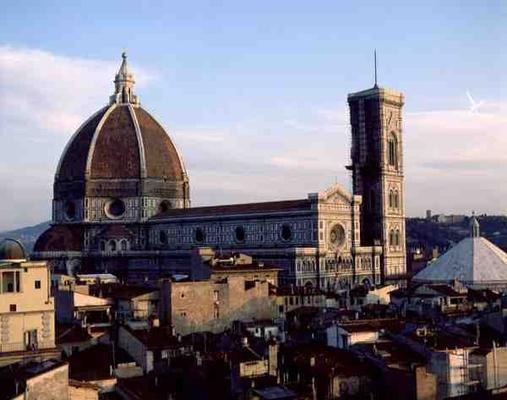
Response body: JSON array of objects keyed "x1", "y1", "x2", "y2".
[
  {"x1": 0, "y1": 221, "x2": 51, "y2": 252},
  {"x1": 2, "y1": 215, "x2": 506, "y2": 256},
  {"x1": 406, "y1": 215, "x2": 507, "y2": 253}
]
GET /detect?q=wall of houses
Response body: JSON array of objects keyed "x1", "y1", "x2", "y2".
[
  {"x1": 160, "y1": 276, "x2": 276, "y2": 335},
  {"x1": 25, "y1": 363, "x2": 69, "y2": 400},
  {"x1": 118, "y1": 327, "x2": 150, "y2": 372},
  {"x1": 69, "y1": 383, "x2": 99, "y2": 400},
  {"x1": 430, "y1": 349, "x2": 470, "y2": 400},
  {"x1": 327, "y1": 326, "x2": 379, "y2": 349},
  {"x1": 0, "y1": 261, "x2": 55, "y2": 355},
  {"x1": 239, "y1": 359, "x2": 269, "y2": 378}
]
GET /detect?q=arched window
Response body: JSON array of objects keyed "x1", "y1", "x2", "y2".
[
  {"x1": 120, "y1": 239, "x2": 128, "y2": 251},
  {"x1": 108, "y1": 240, "x2": 117, "y2": 252},
  {"x1": 99, "y1": 241, "x2": 106, "y2": 252},
  {"x1": 389, "y1": 230, "x2": 395, "y2": 246},
  {"x1": 389, "y1": 190, "x2": 394, "y2": 208},
  {"x1": 395, "y1": 230, "x2": 401, "y2": 246},
  {"x1": 388, "y1": 134, "x2": 398, "y2": 167},
  {"x1": 394, "y1": 191, "x2": 399, "y2": 209}
]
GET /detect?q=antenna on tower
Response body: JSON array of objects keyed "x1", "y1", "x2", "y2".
[{"x1": 374, "y1": 49, "x2": 378, "y2": 88}]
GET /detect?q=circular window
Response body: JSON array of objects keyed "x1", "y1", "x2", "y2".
[
  {"x1": 64, "y1": 201, "x2": 76, "y2": 220},
  {"x1": 105, "y1": 199, "x2": 125, "y2": 219},
  {"x1": 159, "y1": 230, "x2": 167, "y2": 244},
  {"x1": 158, "y1": 200, "x2": 171, "y2": 214},
  {"x1": 280, "y1": 224, "x2": 293, "y2": 241},
  {"x1": 329, "y1": 224, "x2": 346, "y2": 248},
  {"x1": 235, "y1": 226, "x2": 246, "y2": 243},
  {"x1": 194, "y1": 227, "x2": 205, "y2": 244}
]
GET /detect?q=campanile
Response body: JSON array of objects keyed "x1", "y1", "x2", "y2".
[{"x1": 347, "y1": 85, "x2": 406, "y2": 281}]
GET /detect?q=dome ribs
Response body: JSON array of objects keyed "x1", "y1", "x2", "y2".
[
  {"x1": 134, "y1": 108, "x2": 185, "y2": 180},
  {"x1": 57, "y1": 108, "x2": 108, "y2": 181},
  {"x1": 90, "y1": 106, "x2": 141, "y2": 179}
]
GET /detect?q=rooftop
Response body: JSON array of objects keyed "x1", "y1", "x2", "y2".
[
  {"x1": 89, "y1": 283, "x2": 156, "y2": 300},
  {"x1": 123, "y1": 326, "x2": 189, "y2": 350},
  {"x1": 151, "y1": 199, "x2": 312, "y2": 220},
  {"x1": 67, "y1": 343, "x2": 133, "y2": 381},
  {"x1": 414, "y1": 220, "x2": 507, "y2": 286}
]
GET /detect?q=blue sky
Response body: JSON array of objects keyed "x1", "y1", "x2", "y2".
[{"x1": 0, "y1": 1, "x2": 506, "y2": 230}]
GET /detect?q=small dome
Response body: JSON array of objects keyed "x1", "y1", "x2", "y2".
[
  {"x1": 34, "y1": 225, "x2": 83, "y2": 253},
  {"x1": 0, "y1": 239, "x2": 27, "y2": 261}
]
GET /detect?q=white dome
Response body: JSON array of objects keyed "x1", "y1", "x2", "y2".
[{"x1": 414, "y1": 236, "x2": 507, "y2": 288}]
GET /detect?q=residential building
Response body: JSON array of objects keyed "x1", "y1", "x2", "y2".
[
  {"x1": 0, "y1": 239, "x2": 57, "y2": 367},
  {"x1": 118, "y1": 325, "x2": 193, "y2": 373},
  {"x1": 159, "y1": 251, "x2": 279, "y2": 335}
]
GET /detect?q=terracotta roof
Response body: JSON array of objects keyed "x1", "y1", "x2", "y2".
[
  {"x1": 0, "y1": 360, "x2": 68, "y2": 399},
  {"x1": 57, "y1": 107, "x2": 107, "y2": 181},
  {"x1": 425, "y1": 284, "x2": 465, "y2": 297},
  {"x1": 230, "y1": 345, "x2": 264, "y2": 363},
  {"x1": 55, "y1": 104, "x2": 187, "y2": 189},
  {"x1": 338, "y1": 319, "x2": 402, "y2": 334},
  {"x1": 68, "y1": 343, "x2": 133, "y2": 381},
  {"x1": 90, "y1": 283, "x2": 156, "y2": 300},
  {"x1": 135, "y1": 107, "x2": 185, "y2": 180},
  {"x1": 90, "y1": 106, "x2": 140, "y2": 179},
  {"x1": 123, "y1": 326, "x2": 188, "y2": 350},
  {"x1": 34, "y1": 225, "x2": 83, "y2": 252},
  {"x1": 56, "y1": 323, "x2": 92, "y2": 344},
  {"x1": 284, "y1": 343, "x2": 373, "y2": 377},
  {"x1": 467, "y1": 288, "x2": 501, "y2": 303},
  {"x1": 151, "y1": 199, "x2": 312, "y2": 220}
]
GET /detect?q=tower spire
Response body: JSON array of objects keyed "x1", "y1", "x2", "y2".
[
  {"x1": 110, "y1": 51, "x2": 140, "y2": 106},
  {"x1": 374, "y1": 49, "x2": 378, "y2": 88}
]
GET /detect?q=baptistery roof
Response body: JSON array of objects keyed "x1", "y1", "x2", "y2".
[
  {"x1": 413, "y1": 218, "x2": 507, "y2": 286},
  {"x1": 55, "y1": 53, "x2": 187, "y2": 187}
]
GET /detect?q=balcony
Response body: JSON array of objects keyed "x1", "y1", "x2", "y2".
[{"x1": 0, "y1": 340, "x2": 55, "y2": 354}]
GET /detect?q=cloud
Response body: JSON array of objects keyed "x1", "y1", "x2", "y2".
[
  {"x1": 404, "y1": 105, "x2": 507, "y2": 215},
  {"x1": 0, "y1": 46, "x2": 155, "y2": 230},
  {"x1": 0, "y1": 45, "x2": 505, "y2": 229},
  {"x1": 0, "y1": 45, "x2": 155, "y2": 136}
]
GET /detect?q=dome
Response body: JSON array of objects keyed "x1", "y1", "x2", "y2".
[
  {"x1": 0, "y1": 239, "x2": 27, "y2": 262},
  {"x1": 55, "y1": 104, "x2": 186, "y2": 183},
  {"x1": 34, "y1": 225, "x2": 83, "y2": 253},
  {"x1": 53, "y1": 53, "x2": 189, "y2": 214},
  {"x1": 413, "y1": 218, "x2": 507, "y2": 288}
]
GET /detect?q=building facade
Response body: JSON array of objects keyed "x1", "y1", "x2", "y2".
[
  {"x1": 33, "y1": 54, "x2": 407, "y2": 288},
  {"x1": 0, "y1": 239, "x2": 57, "y2": 367}
]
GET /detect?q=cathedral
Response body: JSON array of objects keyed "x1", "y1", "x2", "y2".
[{"x1": 33, "y1": 53, "x2": 406, "y2": 289}]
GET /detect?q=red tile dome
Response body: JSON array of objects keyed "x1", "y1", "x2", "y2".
[{"x1": 53, "y1": 53, "x2": 190, "y2": 216}]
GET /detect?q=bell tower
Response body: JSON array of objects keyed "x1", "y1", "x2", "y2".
[{"x1": 347, "y1": 85, "x2": 406, "y2": 281}]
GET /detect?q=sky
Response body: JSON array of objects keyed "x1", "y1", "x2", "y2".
[{"x1": 0, "y1": 0, "x2": 506, "y2": 231}]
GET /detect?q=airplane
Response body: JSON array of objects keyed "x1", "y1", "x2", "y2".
[{"x1": 466, "y1": 90, "x2": 485, "y2": 113}]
